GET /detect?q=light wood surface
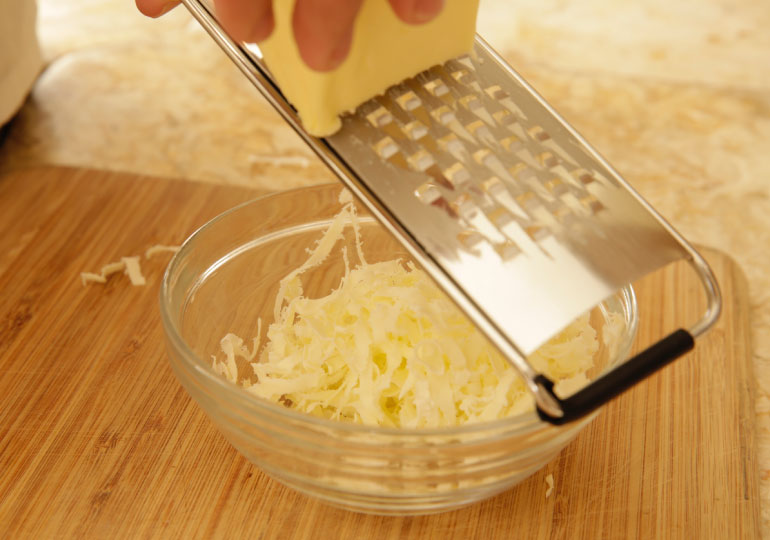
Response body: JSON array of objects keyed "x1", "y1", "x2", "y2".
[{"x1": 0, "y1": 167, "x2": 760, "y2": 539}]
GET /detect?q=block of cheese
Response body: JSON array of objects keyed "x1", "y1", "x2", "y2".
[{"x1": 259, "y1": 0, "x2": 481, "y2": 136}]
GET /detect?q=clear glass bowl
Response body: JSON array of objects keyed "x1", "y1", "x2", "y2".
[{"x1": 160, "y1": 183, "x2": 638, "y2": 515}]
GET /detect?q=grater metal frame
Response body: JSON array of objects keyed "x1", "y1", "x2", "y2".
[{"x1": 179, "y1": 0, "x2": 721, "y2": 424}]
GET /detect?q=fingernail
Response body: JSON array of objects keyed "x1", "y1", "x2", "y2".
[
  {"x1": 306, "y1": 29, "x2": 353, "y2": 72},
  {"x1": 326, "y1": 31, "x2": 353, "y2": 71},
  {"x1": 157, "y1": 1, "x2": 178, "y2": 16},
  {"x1": 411, "y1": 0, "x2": 444, "y2": 23},
  {"x1": 245, "y1": 13, "x2": 275, "y2": 43}
]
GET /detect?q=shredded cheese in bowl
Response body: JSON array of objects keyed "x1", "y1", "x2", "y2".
[{"x1": 213, "y1": 196, "x2": 604, "y2": 429}]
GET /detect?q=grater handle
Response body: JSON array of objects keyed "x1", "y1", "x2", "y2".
[{"x1": 535, "y1": 329, "x2": 695, "y2": 425}]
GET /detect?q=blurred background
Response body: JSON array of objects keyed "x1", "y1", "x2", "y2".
[{"x1": 1, "y1": 0, "x2": 768, "y2": 532}]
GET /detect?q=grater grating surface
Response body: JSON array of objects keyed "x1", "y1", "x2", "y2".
[
  {"x1": 327, "y1": 43, "x2": 687, "y2": 356},
  {"x1": 179, "y1": 0, "x2": 721, "y2": 422}
]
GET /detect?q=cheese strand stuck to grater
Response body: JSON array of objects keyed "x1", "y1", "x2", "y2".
[{"x1": 178, "y1": 0, "x2": 721, "y2": 424}]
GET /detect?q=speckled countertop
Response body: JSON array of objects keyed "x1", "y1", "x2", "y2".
[{"x1": 2, "y1": 0, "x2": 768, "y2": 533}]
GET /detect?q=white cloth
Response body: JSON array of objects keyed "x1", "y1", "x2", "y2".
[{"x1": 0, "y1": 0, "x2": 42, "y2": 125}]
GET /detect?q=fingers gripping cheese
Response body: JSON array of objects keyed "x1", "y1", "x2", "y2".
[{"x1": 259, "y1": 0, "x2": 481, "y2": 136}]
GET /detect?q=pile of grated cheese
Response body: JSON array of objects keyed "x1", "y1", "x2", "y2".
[{"x1": 213, "y1": 194, "x2": 601, "y2": 428}]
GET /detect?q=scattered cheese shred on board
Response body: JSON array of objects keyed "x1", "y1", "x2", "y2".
[
  {"x1": 213, "y1": 196, "x2": 603, "y2": 428},
  {"x1": 101, "y1": 261, "x2": 126, "y2": 275},
  {"x1": 121, "y1": 256, "x2": 146, "y2": 286},
  {"x1": 145, "y1": 244, "x2": 180, "y2": 259},
  {"x1": 81, "y1": 256, "x2": 146, "y2": 286},
  {"x1": 545, "y1": 474, "x2": 554, "y2": 498},
  {"x1": 80, "y1": 272, "x2": 107, "y2": 285},
  {"x1": 81, "y1": 244, "x2": 180, "y2": 287}
]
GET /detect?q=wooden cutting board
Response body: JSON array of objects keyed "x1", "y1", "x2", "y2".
[{"x1": 0, "y1": 167, "x2": 760, "y2": 539}]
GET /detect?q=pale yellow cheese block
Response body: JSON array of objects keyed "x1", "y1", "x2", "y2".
[{"x1": 259, "y1": 0, "x2": 480, "y2": 136}]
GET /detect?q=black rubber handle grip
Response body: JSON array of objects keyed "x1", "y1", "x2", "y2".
[{"x1": 536, "y1": 328, "x2": 695, "y2": 425}]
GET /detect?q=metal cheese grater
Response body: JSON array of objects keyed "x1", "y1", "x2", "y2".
[{"x1": 180, "y1": 0, "x2": 721, "y2": 424}]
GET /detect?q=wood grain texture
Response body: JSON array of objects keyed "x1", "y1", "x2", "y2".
[{"x1": 0, "y1": 167, "x2": 760, "y2": 539}]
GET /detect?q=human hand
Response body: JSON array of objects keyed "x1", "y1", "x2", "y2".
[{"x1": 135, "y1": 0, "x2": 444, "y2": 71}]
